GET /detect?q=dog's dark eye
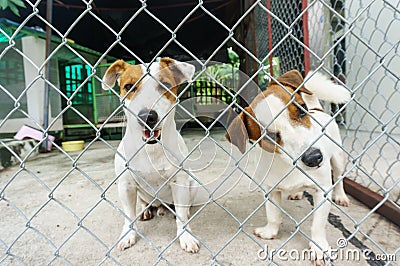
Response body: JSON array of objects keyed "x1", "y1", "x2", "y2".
[
  {"x1": 124, "y1": 84, "x2": 137, "y2": 92},
  {"x1": 264, "y1": 130, "x2": 281, "y2": 142},
  {"x1": 161, "y1": 81, "x2": 172, "y2": 88},
  {"x1": 298, "y1": 103, "x2": 308, "y2": 118}
]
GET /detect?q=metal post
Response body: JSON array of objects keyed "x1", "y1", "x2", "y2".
[
  {"x1": 42, "y1": 0, "x2": 53, "y2": 152},
  {"x1": 266, "y1": 0, "x2": 274, "y2": 77},
  {"x1": 302, "y1": 0, "x2": 310, "y2": 75},
  {"x1": 250, "y1": 10, "x2": 258, "y2": 86}
]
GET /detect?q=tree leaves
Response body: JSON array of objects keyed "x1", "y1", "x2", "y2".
[{"x1": 0, "y1": 0, "x2": 26, "y2": 16}]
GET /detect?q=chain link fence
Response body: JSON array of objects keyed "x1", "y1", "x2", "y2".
[{"x1": 1, "y1": 0, "x2": 399, "y2": 265}]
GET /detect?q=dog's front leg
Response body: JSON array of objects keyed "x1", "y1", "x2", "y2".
[
  {"x1": 310, "y1": 190, "x2": 332, "y2": 265},
  {"x1": 331, "y1": 152, "x2": 350, "y2": 207},
  {"x1": 117, "y1": 176, "x2": 138, "y2": 251},
  {"x1": 254, "y1": 190, "x2": 282, "y2": 239},
  {"x1": 171, "y1": 179, "x2": 200, "y2": 253}
]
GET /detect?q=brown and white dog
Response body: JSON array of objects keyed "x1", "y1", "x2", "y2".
[
  {"x1": 226, "y1": 70, "x2": 350, "y2": 265},
  {"x1": 102, "y1": 58, "x2": 200, "y2": 253}
]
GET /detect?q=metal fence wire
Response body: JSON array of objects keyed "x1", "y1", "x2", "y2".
[{"x1": 0, "y1": 0, "x2": 399, "y2": 265}]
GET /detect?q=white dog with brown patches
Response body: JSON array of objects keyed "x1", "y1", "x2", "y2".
[
  {"x1": 102, "y1": 58, "x2": 200, "y2": 253},
  {"x1": 226, "y1": 70, "x2": 350, "y2": 265}
]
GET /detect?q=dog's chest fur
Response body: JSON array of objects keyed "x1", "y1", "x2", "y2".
[
  {"x1": 117, "y1": 141, "x2": 178, "y2": 203},
  {"x1": 260, "y1": 155, "x2": 329, "y2": 193},
  {"x1": 128, "y1": 143, "x2": 177, "y2": 178}
]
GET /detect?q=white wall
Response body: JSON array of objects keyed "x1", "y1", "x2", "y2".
[
  {"x1": 0, "y1": 36, "x2": 63, "y2": 133},
  {"x1": 308, "y1": 1, "x2": 332, "y2": 71},
  {"x1": 345, "y1": 0, "x2": 400, "y2": 134}
]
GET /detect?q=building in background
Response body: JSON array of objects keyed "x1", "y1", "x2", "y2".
[{"x1": 0, "y1": 19, "x2": 116, "y2": 138}]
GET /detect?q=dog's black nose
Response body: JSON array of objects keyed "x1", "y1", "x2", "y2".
[
  {"x1": 138, "y1": 109, "x2": 158, "y2": 128},
  {"x1": 301, "y1": 148, "x2": 323, "y2": 167}
]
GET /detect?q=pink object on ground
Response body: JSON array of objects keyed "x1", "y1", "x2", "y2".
[{"x1": 14, "y1": 125, "x2": 55, "y2": 151}]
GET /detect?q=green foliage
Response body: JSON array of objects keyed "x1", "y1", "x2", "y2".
[
  {"x1": 196, "y1": 47, "x2": 240, "y2": 88},
  {"x1": 227, "y1": 47, "x2": 240, "y2": 68},
  {"x1": 194, "y1": 63, "x2": 238, "y2": 105},
  {"x1": 196, "y1": 63, "x2": 238, "y2": 89},
  {"x1": 258, "y1": 57, "x2": 280, "y2": 90},
  {"x1": 0, "y1": 0, "x2": 26, "y2": 16}
]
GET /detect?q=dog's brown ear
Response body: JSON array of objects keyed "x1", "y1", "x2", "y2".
[
  {"x1": 102, "y1": 60, "x2": 129, "y2": 90},
  {"x1": 226, "y1": 111, "x2": 247, "y2": 154},
  {"x1": 271, "y1": 70, "x2": 313, "y2": 95},
  {"x1": 225, "y1": 107, "x2": 261, "y2": 154},
  {"x1": 244, "y1": 107, "x2": 262, "y2": 141},
  {"x1": 160, "y1": 58, "x2": 195, "y2": 85}
]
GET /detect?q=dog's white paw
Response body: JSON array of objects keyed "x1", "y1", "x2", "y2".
[
  {"x1": 118, "y1": 231, "x2": 137, "y2": 251},
  {"x1": 253, "y1": 225, "x2": 279, "y2": 239},
  {"x1": 333, "y1": 193, "x2": 350, "y2": 207},
  {"x1": 179, "y1": 231, "x2": 200, "y2": 253},
  {"x1": 287, "y1": 191, "x2": 304, "y2": 200},
  {"x1": 309, "y1": 240, "x2": 332, "y2": 266}
]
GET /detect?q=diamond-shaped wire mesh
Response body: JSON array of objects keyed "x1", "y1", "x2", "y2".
[{"x1": 0, "y1": 0, "x2": 399, "y2": 265}]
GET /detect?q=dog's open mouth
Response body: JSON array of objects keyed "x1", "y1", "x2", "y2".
[{"x1": 142, "y1": 129, "x2": 161, "y2": 144}]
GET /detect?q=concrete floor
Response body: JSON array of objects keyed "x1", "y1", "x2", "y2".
[{"x1": 0, "y1": 128, "x2": 398, "y2": 265}]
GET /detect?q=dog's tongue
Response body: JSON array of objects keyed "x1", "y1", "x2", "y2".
[{"x1": 144, "y1": 129, "x2": 159, "y2": 139}]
